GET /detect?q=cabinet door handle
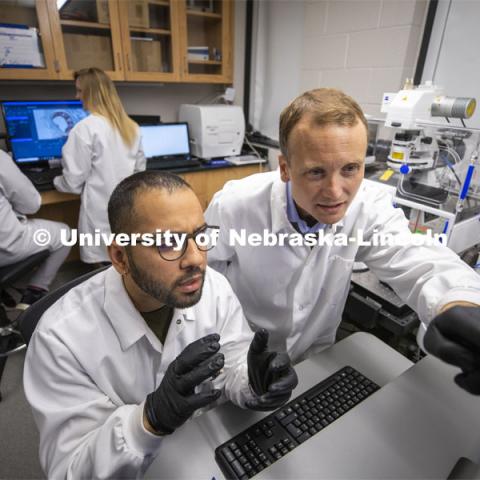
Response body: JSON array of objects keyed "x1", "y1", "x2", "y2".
[{"x1": 117, "y1": 52, "x2": 122, "y2": 70}]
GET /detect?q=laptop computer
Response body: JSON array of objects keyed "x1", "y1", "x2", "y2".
[
  {"x1": 2, "y1": 100, "x2": 88, "y2": 190},
  {"x1": 141, "y1": 122, "x2": 201, "y2": 171}
]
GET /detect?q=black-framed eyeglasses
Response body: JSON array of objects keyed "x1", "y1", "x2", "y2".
[{"x1": 155, "y1": 225, "x2": 220, "y2": 261}]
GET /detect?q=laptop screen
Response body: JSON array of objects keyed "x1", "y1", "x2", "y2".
[
  {"x1": 140, "y1": 123, "x2": 191, "y2": 159},
  {"x1": 2, "y1": 100, "x2": 88, "y2": 164}
]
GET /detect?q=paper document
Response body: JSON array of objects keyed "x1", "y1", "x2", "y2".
[{"x1": 0, "y1": 25, "x2": 44, "y2": 67}]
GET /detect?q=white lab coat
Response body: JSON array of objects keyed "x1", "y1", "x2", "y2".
[
  {"x1": 24, "y1": 266, "x2": 254, "y2": 479},
  {"x1": 54, "y1": 114, "x2": 146, "y2": 263},
  {"x1": 0, "y1": 150, "x2": 42, "y2": 263},
  {"x1": 205, "y1": 171, "x2": 480, "y2": 362}
]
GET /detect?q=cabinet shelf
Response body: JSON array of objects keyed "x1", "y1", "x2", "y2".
[
  {"x1": 60, "y1": 19, "x2": 111, "y2": 30},
  {"x1": 188, "y1": 59, "x2": 221, "y2": 65},
  {"x1": 186, "y1": 10, "x2": 222, "y2": 20},
  {"x1": 129, "y1": 27, "x2": 171, "y2": 35},
  {"x1": 149, "y1": 0, "x2": 170, "y2": 5}
]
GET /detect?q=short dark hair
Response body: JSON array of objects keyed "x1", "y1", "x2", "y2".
[
  {"x1": 279, "y1": 88, "x2": 368, "y2": 159},
  {"x1": 108, "y1": 171, "x2": 191, "y2": 234}
]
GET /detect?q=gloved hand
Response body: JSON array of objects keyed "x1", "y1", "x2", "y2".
[
  {"x1": 144, "y1": 333, "x2": 224, "y2": 434},
  {"x1": 424, "y1": 306, "x2": 480, "y2": 395},
  {"x1": 246, "y1": 329, "x2": 298, "y2": 411}
]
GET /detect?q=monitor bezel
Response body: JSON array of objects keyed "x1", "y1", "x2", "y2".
[
  {"x1": 140, "y1": 122, "x2": 192, "y2": 160},
  {"x1": 1, "y1": 99, "x2": 85, "y2": 168}
]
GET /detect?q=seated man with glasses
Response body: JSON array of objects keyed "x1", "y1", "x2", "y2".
[{"x1": 24, "y1": 171, "x2": 298, "y2": 480}]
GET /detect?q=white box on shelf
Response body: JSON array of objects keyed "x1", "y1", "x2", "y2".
[{"x1": 187, "y1": 46, "x2": 209, "y2": 61}]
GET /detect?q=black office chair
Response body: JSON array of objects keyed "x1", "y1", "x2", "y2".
[
  {"x1": 0, "y1": 250, "x2": 50, "y2": 401},
  {"x1": 0, "y1": 265, "x2": 108, "y2": 401},
  {"x1": 18, "y1": 266, "x2": 109, "y2": 344},
  {"x1": 0, "y1": 250, "x2": 50, "y2": 328}
]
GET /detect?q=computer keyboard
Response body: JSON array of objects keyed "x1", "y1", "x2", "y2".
[
  {"x1": 147, "y1": 158, "x2": 201, "y2": 170},
  {"x1": 215, "y1": 366, "x2": 379, "y2": 479},
  {"x1": 23, "y1": 168, "x2": 62, "y2": 191}
]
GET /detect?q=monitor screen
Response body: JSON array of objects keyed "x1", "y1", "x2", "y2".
[
  {"x1": 2, "y1": 100, "x2": 88, "y2": 164},
  {"x1": 140, "y1": 123, "x2": 191, "y2": 158}
]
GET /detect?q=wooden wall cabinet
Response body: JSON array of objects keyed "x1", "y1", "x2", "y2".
[
  {"x1": 45, "y1": 0, "x2": 124, "y2": 80},
  {"x1": 178, "y1": 0, "x2": 233, "y2": 84},
  {"x1": 0, "y1": 0, "x2": 58, "y2": 80},
  {"x1": 0, "y1": 0, "x2": 234, "y2": 84},
  {"x1": 117, "y1": 0, "x2": 181, "y2": 82}
]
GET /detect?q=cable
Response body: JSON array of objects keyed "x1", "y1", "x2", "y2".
[{"x1": 244, "y1": 135, "x2": 262, "y2": 159}]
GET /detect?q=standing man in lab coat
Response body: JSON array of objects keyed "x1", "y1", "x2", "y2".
[
  {"x1": 24, "y1": 171, "x2": 297, "y2": 479},
  {"x1": 0, "y1": 150, "x2": 70, "y2": 307},
  {"x1": 205, "y1": 88, "x2": 480, "y2": 363}
]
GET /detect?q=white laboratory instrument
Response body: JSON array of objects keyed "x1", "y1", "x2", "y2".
[
  {"x1": 179, "y1": 104, "x2": 245, "y2": 159},
  {"x1": 367, "y1": 81, "x2": 480, "y2": 257}
]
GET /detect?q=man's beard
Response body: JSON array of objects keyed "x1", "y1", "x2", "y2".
[{"x1": 126, "y1": 249, "x2": 205, "y2": 308}]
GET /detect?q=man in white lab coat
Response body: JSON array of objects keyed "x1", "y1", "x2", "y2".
[
  {"x1": 24, "y1": 170, "x2": 297, "y2": 479},
  {"x1": 0, "y1": 150, "x2": 70, "y2": 307},
  {"x1": 205, "y1": 88, "x2": 480, "y2": 363}
]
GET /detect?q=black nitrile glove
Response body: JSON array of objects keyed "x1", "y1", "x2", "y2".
[
  {"x1": 246, "y1": 329, "x2": 298, "y2": 411},
  {"x1": 424, "y1": 306, "x2": 480, "y2": 395},
  {"x1": 144, "y1": 333, "x2": 224, "y2": 434}
]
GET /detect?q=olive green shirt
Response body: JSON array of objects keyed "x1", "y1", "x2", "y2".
[{"x1": 141, "y1": 305, "x2": 173, "y2": 345}]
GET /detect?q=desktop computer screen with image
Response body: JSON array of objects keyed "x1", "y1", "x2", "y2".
[{"x1": 2, "y1": 100, "x2": 88, "y2": 164}]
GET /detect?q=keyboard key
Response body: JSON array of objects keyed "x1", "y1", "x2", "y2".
[
  {"x1": 280, "y1": 412, "x2": 298, "y2": 426},
  {"x1": 297, "y1": 432, "x2": 311, "y2": 443},
  {"x1": 221, "y1": 447, "x2": 235, "y2": 463},
  {"x1": 275, "y1": 411, "x2": 287, "y2": 420},
  {"x1": 286, "y1": 423, "x2": 303, "y2": 437},
  {"x1": 231, "y1": 460, "x2": 246, "y2": 477}
]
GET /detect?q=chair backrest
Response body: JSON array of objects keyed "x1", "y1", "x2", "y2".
[
  {"x1": 0, "y1": 250, "x2": 50, "y2": 288},
  {"x1": 18, "y1": 266, "x2": 109, "y2": 344}
]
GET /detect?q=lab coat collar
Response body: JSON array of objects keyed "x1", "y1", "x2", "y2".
[
  {"x1": 270, "y1": 173, "x2": 345, "y2": 234},
  {"x1": 103, "y1": 268, "x2": 196, "y2": 353}
]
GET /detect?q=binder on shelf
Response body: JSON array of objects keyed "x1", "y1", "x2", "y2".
[{"x1": 0, "y1": 24, "x2": 44, "y2": 68}]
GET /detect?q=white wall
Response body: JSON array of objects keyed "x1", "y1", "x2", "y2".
[
  {"x1": 251, "y1": 0, "x2": 428, "y2": 139},
  {"x1": 422, "y1": 0, "x2": 480, "y2": 129},
  {"x1": 302, "y1": 0, "x2": 427, "y2": 116}
]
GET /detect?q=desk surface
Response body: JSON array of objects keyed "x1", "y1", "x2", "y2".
[
  {"x1": 146, "y1": 333, "x2": 462, "y2": 480},
  {"x1": 38, "y1": 161, "x2": 264, "y2": 206},
  {"x1": 145, "y1": 332, "x2": 480, "y2": 479}
]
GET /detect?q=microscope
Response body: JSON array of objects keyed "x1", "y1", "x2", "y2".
[{"x1": 369, "y1": 80, "x2": 480, "y2": 254}]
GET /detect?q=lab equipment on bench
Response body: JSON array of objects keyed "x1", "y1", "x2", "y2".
[
  {"x1": 179, "y1": 104, "x2": 245, "y2": 159},
  {"x1": 366, "y1": 81, "x2": 480, "y2": 255}
]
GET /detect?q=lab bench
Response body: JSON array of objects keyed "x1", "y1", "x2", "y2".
[{"x1": 34, "y1": 162, "x2": 265, "y2": 262}]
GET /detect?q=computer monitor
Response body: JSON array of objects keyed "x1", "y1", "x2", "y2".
[
  {"x1": 129, "y1": 114, "x2": 161, "y2": 125},
  {"x1": 2, "y1": 100, "x2": 88, "y2": 165},
  {"x1": 140, "y1": 123, "x2": 191, "y2": 159}
]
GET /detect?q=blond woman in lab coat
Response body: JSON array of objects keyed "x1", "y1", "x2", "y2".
[{"x1": 54, "y1": 67, "x2": 146, "y2": 264}]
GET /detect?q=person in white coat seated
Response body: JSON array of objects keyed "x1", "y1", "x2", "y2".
[
  {"x1": 204, "y1": 88, "x2": 480, "y2": 364},
  {"x1": 24, "y1": 170, "x2": 298, "y2": 479},
  {"x1": 0, "y1": 150, "x2": 71, "y2": 308},
  {"x1": 54, "y1": 67, "x2": 146, "y2": 265}
]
